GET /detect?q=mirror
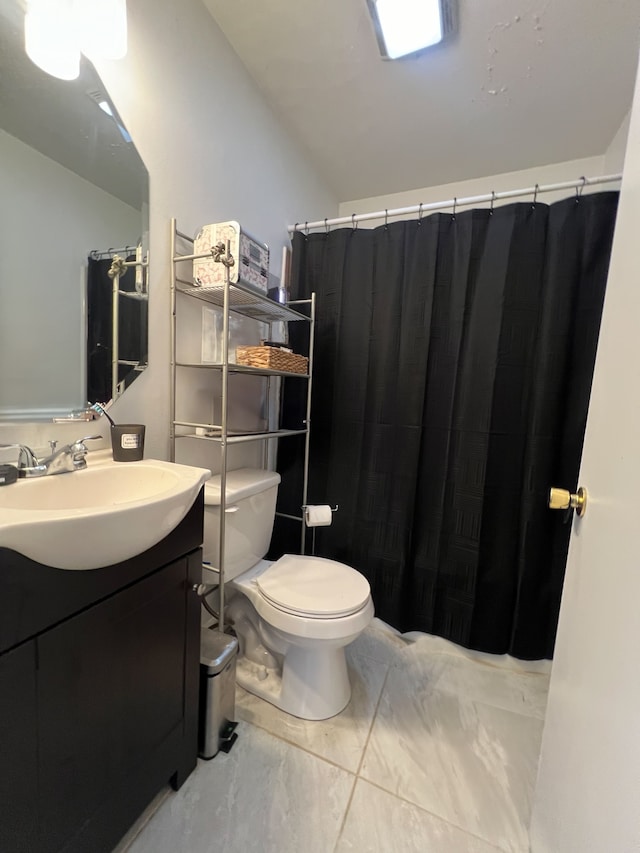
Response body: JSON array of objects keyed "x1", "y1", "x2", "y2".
[{"x1": 0, "y1": 0, "x2": 149, "y2": 421}]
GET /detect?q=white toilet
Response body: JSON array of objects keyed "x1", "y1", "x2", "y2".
[{"x1": 202, "y1": 468, "x2": 374, "y2": 720}]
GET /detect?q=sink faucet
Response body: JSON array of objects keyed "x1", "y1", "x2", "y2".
[
  {"x1": 17, "y1": 445, "x2": 39, "y2": 469},
  {"x1": 0, "y1": 436, "x2": 101, "y2": 478},
  {"x1": 0, "y1": 444, "x2": 44, "y2": 476}
]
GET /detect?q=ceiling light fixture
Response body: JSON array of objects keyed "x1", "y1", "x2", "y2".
[
  {"x1": 24, "y1": 0, "x2": 127, "y2": 81},
  {"x1": 367, "y1": 0, "x2": 455, "y2": 60},
  {"x1": 25, "y1": 0, "x2": 80, "y2": 81}
]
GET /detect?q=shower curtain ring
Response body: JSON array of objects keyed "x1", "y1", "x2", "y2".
[
  {"x1": 490, "y1": 191, "x2": 496, "y2": 215},
  {"x1": 576, "y1": 176, "x2": 587, "y2": 202},
  {"x1": 532, "y1": 184, "x2": 539, "y2": 209},
  {"x1": 452, "y1": 197, "x2": 457, "y2": 221},
  {"x1": 418, "y1": 202, "x2": 424, "y2": 224},
  {"x1": 304, "y1": 221, "x2": 309, "y2": 235},
  {"x1": 294, "y1": 222, "x2": 299, "y2": 232},
  {"x1": 384, "y1": 209, "x2": 389, "y2": 229},
  {"x1": 352, "y1": 213, "x2": 358, "y2": 230},
  {"x1": 325, "y1": 218, "x2": 330, "y2": 234}
]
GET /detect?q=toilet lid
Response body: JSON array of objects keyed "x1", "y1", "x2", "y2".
[{"x1": 257, "y1": 554, "x2": 371, "y2": 618}]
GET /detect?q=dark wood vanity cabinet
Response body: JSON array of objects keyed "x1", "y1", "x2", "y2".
[
  {"x1": 0, "y1": 640, "x2": 39, "y2": 853},
  {"x1": 0, "y1": 494, "x2": 204, "y2": 853}
]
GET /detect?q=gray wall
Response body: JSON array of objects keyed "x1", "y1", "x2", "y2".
[{"x1": 0, "y1": 0, "x2": 337, "y2": 458}]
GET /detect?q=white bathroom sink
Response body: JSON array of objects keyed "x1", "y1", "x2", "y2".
[{"x1": 0, "y1": 457, "x2": 210, "y2": 569}]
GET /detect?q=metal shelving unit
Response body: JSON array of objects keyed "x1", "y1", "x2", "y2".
[
  {"x1": 170, "y1": 218, "x2": 315, "y2": 633},
  {"x1": 107, "y1": 248, "x2": 149, "y2": 401},
  {"x1": 174, "y1": 275, "x2": 310, "y2": 323},
  {"x1": 174, "y1": 362, "x2": 310, "y2": 379}
]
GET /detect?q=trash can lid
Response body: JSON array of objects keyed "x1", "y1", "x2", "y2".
[{"x1": 200, "y1": 629, "x2": 238, "y2": 673}]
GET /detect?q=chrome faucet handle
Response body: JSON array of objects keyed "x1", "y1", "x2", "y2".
[
  {"x1": 49, "y1": 440, "x2": 58, "y2": 453},
  {"x1": 67, "y1": 435, "x2": 101, "y2": 471},
  {"x1": 70, "y1": 435, "x2": 102, "y2": 453}
]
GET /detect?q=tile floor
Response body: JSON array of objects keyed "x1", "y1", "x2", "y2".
[{"x1": 115, "y1": 620, "x2": 550, "y2": 853}]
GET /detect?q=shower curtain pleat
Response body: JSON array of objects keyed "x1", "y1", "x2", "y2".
[{"x1": 271, "y1": 192, "x2": 618, "y2": 659}]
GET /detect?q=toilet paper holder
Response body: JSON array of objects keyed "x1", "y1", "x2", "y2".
[
  {"x1": 302, "y1": 504, "x2": 338, "y2": 513},
  {"x1": 302, "y1": 504, "x2": 338, "y2": 526},
  {"x1": 274, "y1": 505, "x2": 339, "y2": 557},
  {"x1": 302, "y1": 505, "x2": 338, "y2": 556}
]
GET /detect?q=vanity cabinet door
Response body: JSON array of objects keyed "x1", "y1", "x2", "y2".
[
  {"x1": 0, "y1": 640, "x2": 38, "y2": 853},
  {"x1": 36, "y1": 557, "x2": 189, "y2": 853}
]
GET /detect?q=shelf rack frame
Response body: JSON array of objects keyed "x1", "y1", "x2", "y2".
[{"x1": 170, "y1": 218, "x2": 315, "y2": 632}]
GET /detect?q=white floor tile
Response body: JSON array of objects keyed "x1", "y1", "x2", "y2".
[
  {"x1": 353, "y1": 619, "x2": 551, "y2": 677},
  {"x1": 118, "y1": 622, "x2": 549, "y2": 853},
  {"x1": 336, "y1": 779, "x2": 503, "y2": 853},
  {"x1": 360, "y1": 658, "x2": 543, "y2": 852},
  {"x1": 402, "y1": 645, "x2": 549, "y2": 720},
  {"x1": 403, "y1": 632, "x2": 552, "y2": 676},
  {"x1": 124, "y1": 723, "x2": 354, "y2": 853},
  {"x1": 235, "y1": 651, "x2": 388, "y2": 772},
  {"x1": 348, "y1": 618, "x2": 409, "y2": 666}
]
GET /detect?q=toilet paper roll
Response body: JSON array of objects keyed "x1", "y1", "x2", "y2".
[{"x1": 305, "y1": 505, "x2": 333, "y2": 527}]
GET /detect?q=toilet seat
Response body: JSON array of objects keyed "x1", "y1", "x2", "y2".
[
  {"x1": 256, "y1": 554, "x2": 371, "y2": 619},
  {"x1": 231, "y1": 557, "x2": 375, "y2": 642}
]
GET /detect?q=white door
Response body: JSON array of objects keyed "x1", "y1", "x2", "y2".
[{"x1": 529, "y1": 62, "x2": 640, "y2": 853}]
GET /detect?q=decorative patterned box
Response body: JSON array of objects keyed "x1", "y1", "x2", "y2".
[
  {"x1": 236, "y1": 345, "x2": 308, "y2": 374},
  {"x1": 193, "y1": 221, "x2": 269, "y2": 293}
]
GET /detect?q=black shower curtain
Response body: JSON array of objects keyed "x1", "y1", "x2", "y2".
[{"x1": 272, "y1": 193, "x2": 618, "y2": 660}]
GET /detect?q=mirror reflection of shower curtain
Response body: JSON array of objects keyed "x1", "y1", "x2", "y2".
[
  {"x1": 86, "y1": 257, "x2": 148, "y2": 403},
  {"x1": 274, "y1": 192, "x2": 619, "y2": 661}
]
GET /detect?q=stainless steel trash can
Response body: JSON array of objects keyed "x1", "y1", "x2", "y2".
[{"x1": 198, "y1": 629, "x2": 239, "y2": 759}]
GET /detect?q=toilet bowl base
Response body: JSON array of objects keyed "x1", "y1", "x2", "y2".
[{"x1": 236, "y1": 644, "x2": 352, "y2": 721}]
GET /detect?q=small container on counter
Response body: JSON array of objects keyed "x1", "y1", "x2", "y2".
[{"x1": 0, "y1": 464, "x2": 18, "y2": 486}]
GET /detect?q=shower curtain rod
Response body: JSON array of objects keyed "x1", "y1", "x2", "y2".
[
  {"x1": 89, "y1": 245, "x2": 140, "y2": 260},
  {"x1": 288, "y1": 173, "x2": 623, "y2": 233}
]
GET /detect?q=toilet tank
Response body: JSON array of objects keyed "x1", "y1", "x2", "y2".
[{"x1": 203, "y1": 468, "x2": 281, "y2": 581}]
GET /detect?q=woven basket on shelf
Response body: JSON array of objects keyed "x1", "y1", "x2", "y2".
[{"x1": 236, "y1": 345, "x2": 308, "y2": 374}]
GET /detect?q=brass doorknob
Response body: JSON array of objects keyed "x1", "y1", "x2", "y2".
[{"x1": 548, "y1": 486, "x2": 588, "y2": 517}]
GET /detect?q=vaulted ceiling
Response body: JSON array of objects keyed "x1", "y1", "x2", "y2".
[{"x1": 204, "y1": 0, "x2": 640, "y2": 200}]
